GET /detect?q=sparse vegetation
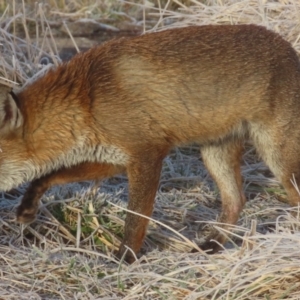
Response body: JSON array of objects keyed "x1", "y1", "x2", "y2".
[{"x1": 0, "y1": 1, "x2": 300, "y2": 299}]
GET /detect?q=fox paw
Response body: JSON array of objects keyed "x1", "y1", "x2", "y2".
[{"x1": 16, "y1": 205, "x2": 37, "y2": 224}]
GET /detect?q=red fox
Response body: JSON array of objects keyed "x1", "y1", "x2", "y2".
[{"x1": 1, "y1": 24, "x2": 300, "y2": 263}]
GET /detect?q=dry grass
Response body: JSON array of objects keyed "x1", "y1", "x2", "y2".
[{"x1": 0, "y1": 0, "x2": 300, "y2": 299}]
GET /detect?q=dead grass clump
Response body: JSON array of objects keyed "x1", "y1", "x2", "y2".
[
  {"x1": 1, "y1": 206, "x2": 300, "y2": 299},
  {"x1": 0, "y1": 0, "x2": 300, "y2": 299}
]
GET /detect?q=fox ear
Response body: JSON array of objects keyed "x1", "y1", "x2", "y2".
[{"x1": 0, "y1": 87, "x2": 23, "y2": 136}]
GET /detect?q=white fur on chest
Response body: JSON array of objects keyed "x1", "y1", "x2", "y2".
[
  {"x1": 61, "y1": 143, "x2": 129, "y2": 167},
  {"x1": 0, "y1": 142, "x2": 128, "y2": 191}
]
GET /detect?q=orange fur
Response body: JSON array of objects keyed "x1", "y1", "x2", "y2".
[{"x1": 0, "y1": 24, "x2": 300, "y2": 263}]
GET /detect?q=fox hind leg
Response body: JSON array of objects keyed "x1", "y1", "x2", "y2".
[
  {"x1": 250, "y1": 123, "x2": 300, "y2": 208},
  {"x1": 199, "y1": 138, "x2": 245, "y2": 253}
]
